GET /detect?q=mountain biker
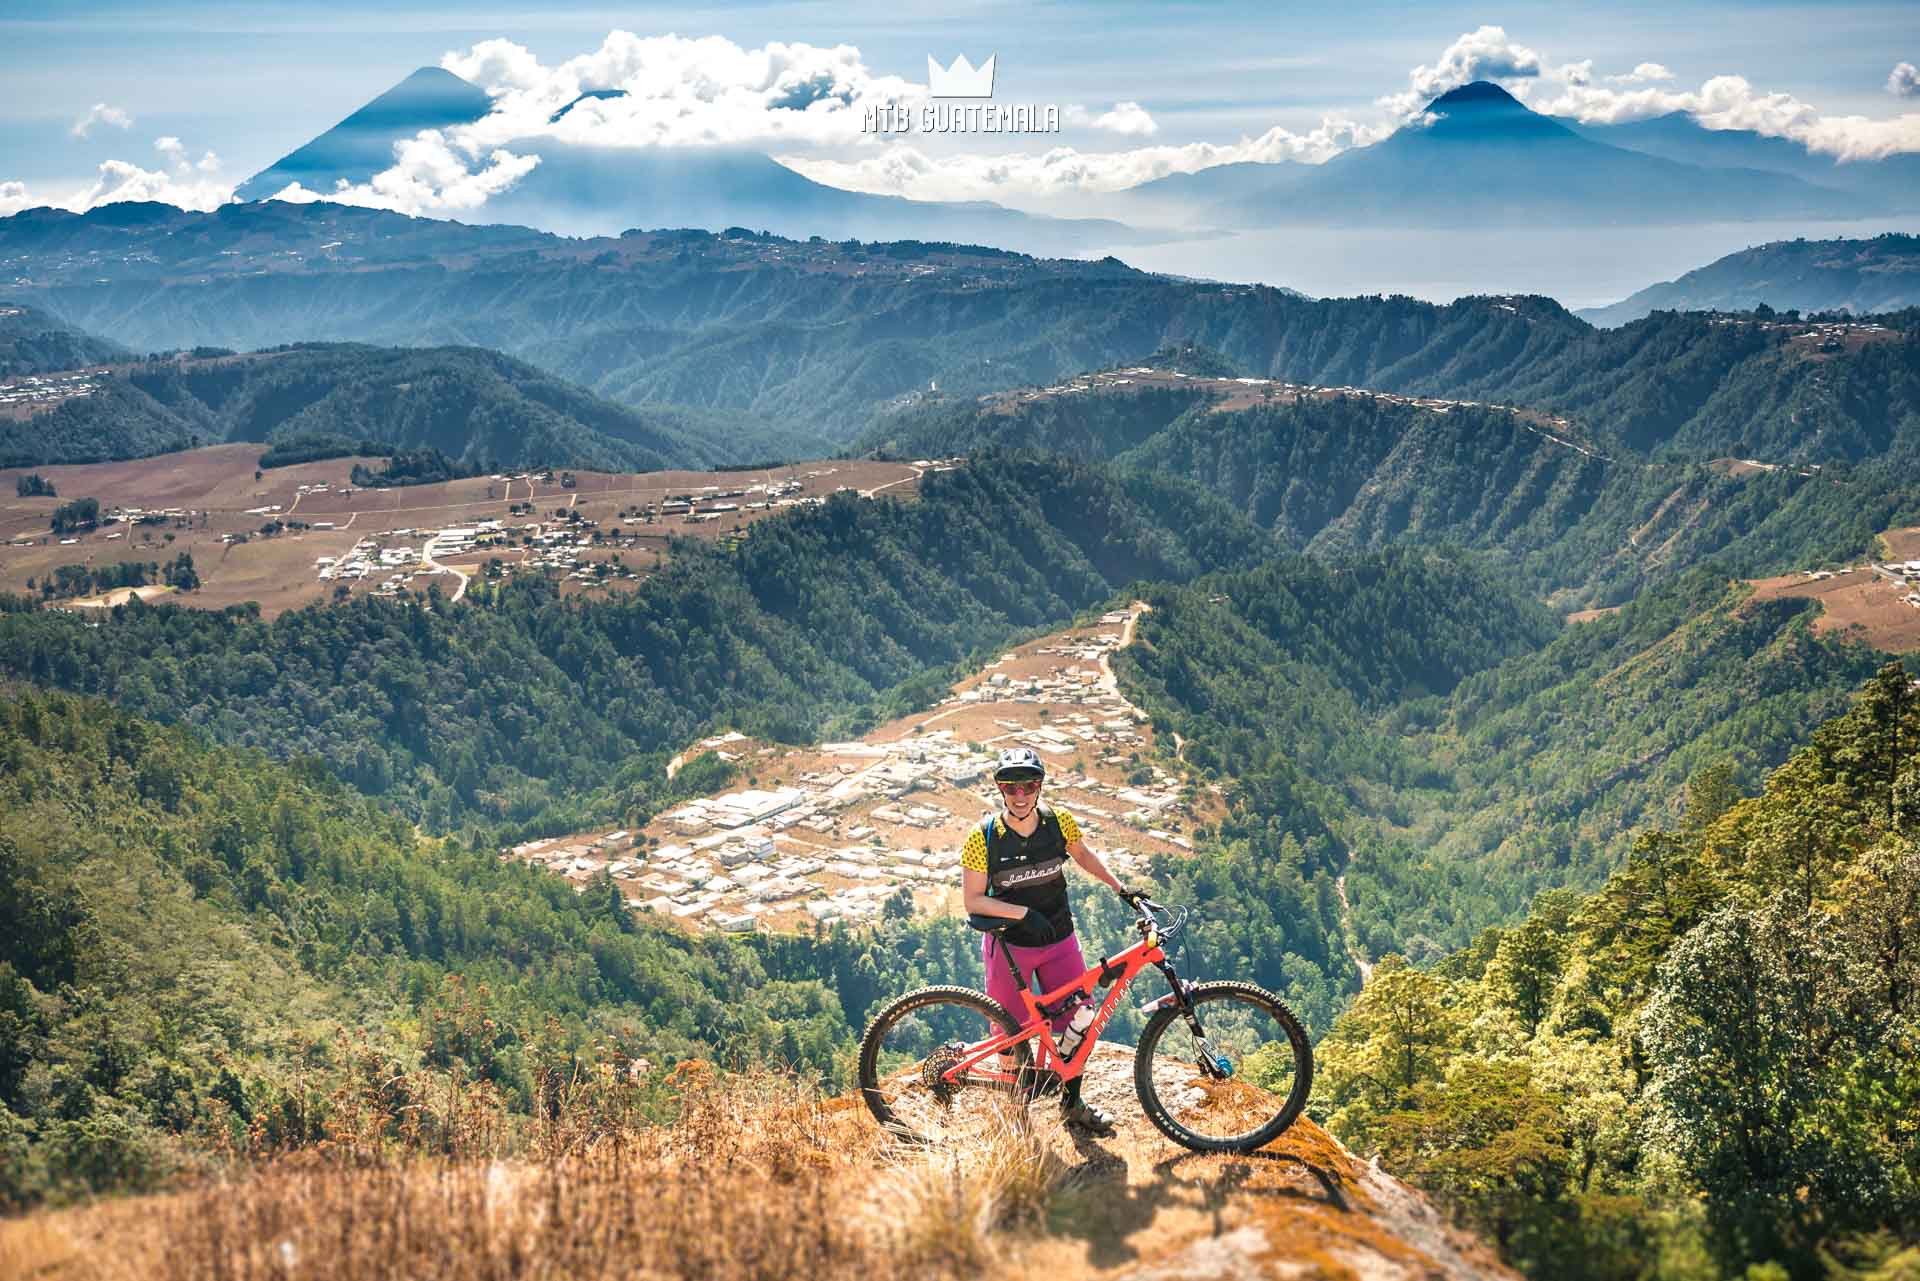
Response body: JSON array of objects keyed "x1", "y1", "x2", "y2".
[{"x1": 962, "y1": 745, "x2": 1146, "y2": 1138}]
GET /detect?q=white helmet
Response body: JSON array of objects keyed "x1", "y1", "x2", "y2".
[{"x1": 993, "y1": 747, "x2": 1045, "y2": 782}]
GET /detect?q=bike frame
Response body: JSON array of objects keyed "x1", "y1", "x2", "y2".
[{"x1": 940, "y1": 925, "x2": 1177, "y2": 1087}]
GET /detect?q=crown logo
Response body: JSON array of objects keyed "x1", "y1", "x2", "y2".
[{"x1": 927, "y1": 53, "x2": 996, "y2": 98}]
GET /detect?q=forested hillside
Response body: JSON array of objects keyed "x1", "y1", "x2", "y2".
[
  {"x1": 1317, "y1": 666, "x2": 1920, "y2": 1280},
  {"x1": 0, "y1": 454, "x2": 1268, "y2": 829},
  {"x1": 0, "y1": 542, "x2": 1560, "y2": 1206},
  {"x1": 0, "y1": 302, "x2": 126, "y2": 378},
  {"x1": 877, "y1": 385, "x2": 1920, "y2": 606},
  {"x1": 1119, "y1": 565, "x2": 1887, "y2": 961},
  {"x1": 0, "y1": 683, "x2": 859, "y2": 1204},
  {"x1": 0, "y1": 343, "x2": 786, "y2": 470},
  {"x1": 11, "y1": 206, "x2": 1916, "y2": 466},
  {"x1": 1580, "y1": 233, "x2": 1920, "y2": 326}
]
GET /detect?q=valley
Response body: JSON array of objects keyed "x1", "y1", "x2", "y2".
[
  {"x1": 1, "y1": 137, "x2": 1918, "y2": 1281},
  {"x1": 511, "y1": 602, "x2": 1220, "y2": 934}
]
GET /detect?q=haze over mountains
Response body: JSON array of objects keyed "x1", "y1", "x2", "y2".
[
  {"x1": 218, "y1": 69, "x2": 1920, "y2": 257},
  {"x1": 233, "y1": 66, "x2": 1157, "y2": 256},
  {"x1": 1122, "y1": 82, "x2": 1912, "y2": 227},
  {"x1": 5, "y1": 202, "x2": 1916, "y2": 464},
  {"x1": 1579, "y1": 233, "x2": 1920, "y2": 325}
]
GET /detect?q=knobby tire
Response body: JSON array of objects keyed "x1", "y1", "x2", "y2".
[
  {"x1": 857, "y1": 985, "x2": 1032, "y2": 1144},
  {"x1": 1132, "y1": 980, "x2": 1314, "y2": 1154}
]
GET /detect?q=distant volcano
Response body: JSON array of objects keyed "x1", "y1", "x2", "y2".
[
  {"x1": 231, "y1": 66, "x2": 1162, "y2": 256},
  {"x1": 235, "y1": 67, "x2": 493, "y2": 202},
  {"x1": 1121, "y1": 79, "x2": 1883, "y2": 228}
]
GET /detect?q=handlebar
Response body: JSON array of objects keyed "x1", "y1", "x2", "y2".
[{"x1": 1131, "y1": 897, "x2": 1190, "y2": 941}]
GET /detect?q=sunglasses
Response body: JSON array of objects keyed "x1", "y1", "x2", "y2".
[{"x1": 997, "y1": 779, "x2": 1042, "y2": 795}]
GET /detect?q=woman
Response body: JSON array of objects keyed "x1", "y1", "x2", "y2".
[{"x1": 961, "y1": 745, "x2": 1145, "y2": 1136}]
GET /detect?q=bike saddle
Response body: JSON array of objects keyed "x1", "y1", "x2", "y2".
[{"x1": 966, "y1": 914, "x2": 1015, "y2": 933}]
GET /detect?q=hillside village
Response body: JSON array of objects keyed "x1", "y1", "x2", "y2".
[
  {"x1": 0, "y1": 447, "x2": 937, "y2": 614},
  {"x1": 981, "y1": 362, "x2": 1592, "y2": 446},
  {"x1": 506, "y1": 604, "x2": 1213, "y2": 934},
  {"x1": 0, "y1": 369, "x2": 100, "y2": 418},
  {"x1": 307, "y1": 466, "x2": 963, "y2": 599}
]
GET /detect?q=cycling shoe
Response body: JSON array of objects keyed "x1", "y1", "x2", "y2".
[{"x1": 1062, "y1": 1099, "x2": 1116, "y2": 1138}]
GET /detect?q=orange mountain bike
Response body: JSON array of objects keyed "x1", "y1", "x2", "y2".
[{"x1": 857, "y1": 899, "x2": 1313, "y2": 1153}]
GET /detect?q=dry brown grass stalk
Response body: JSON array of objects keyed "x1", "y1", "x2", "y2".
[
  {"x1": 863, "y1": 1099, "x2": 1074, "y2": 1274},
  {"x1": 4, "y1": 1065, "x2": 914, "y2": 1281}
]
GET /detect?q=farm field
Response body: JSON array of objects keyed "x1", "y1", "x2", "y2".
[
  {"x1": 0, "y1": 445, "x2": 929, "y2": 616},
  {"x1": 1747, "y1": 562, "x2": 1920, "y2": 652}
]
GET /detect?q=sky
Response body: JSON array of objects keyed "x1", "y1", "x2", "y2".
[
  {"x1": 3, "y1": 0, "x2": 1920, "y2": 286},
  {"x1": 2, "y1": 1, "x2": 1919, "y2": 220}
]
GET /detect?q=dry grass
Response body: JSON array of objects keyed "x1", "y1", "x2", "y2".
[
  {"x1": 864, "y1": 1101, "x2": 1075, "y2": 1273},
  {"x1": 0, "y1": 1058, "x2": 1079, "y2": 1281},
  {"x1": 0, "y1": 1041, "x2": 1500, "y2": 1281}
]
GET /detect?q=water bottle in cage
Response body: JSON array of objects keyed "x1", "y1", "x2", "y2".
[{"x1": 1055, "y1": 999, "x2": 1097, "y2": 1059}]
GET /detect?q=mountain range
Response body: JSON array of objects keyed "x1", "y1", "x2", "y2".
[
  {"x1": 0, "y1": 341, "x2": 781, "y2": 470},
  {"x1": 864, "y1": 337, "x2": 1920, "y2": 607},
  {"x1": 220, "y1": 71, "x2": 1916, "y2": 249},
  {"x1": 1121, "y1": 81, "x2": 1916, "y2": 227},
  {"x1": 1578, "y1": 232, "x2": 1920, "y2": 325},
  {"x1": 232, "y1": 66, "x2": 1159, "y2": 256},
  {"x1": 5, "y1": 204, "x2": 1916, "y2": 463}
]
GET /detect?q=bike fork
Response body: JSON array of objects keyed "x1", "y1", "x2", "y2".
[{"x1": 1159, "y1": 963, "x2": 1232, "y2": 1080}]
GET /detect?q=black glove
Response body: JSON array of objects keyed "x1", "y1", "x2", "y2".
[{"x1": 1118, "y1": 886, "x2": 1152, "y2": 908}]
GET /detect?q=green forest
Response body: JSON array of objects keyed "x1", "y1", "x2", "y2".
[
  {"x1": 0, "y1": 453, "x2": 1269, "y2": 830},
  {"x1": 0, "y1": 343, "x2": 792, "y2": 471},
  {"x1": 1120, "y1": 562, "x2": 1886, "y2": 962},
  {"x1": 1316, "y1": 667, "x2": 1919, "y2": 1280},
  {"x1": 6, "y1": 204, "x2": 1920, "y2": 1279},
  {"x1": 875, "y1": 374, "x2": 1920, "y2": 607}
]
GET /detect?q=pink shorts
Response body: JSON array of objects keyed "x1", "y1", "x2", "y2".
[{"x1": 983, "y1": 931, "x2": 1087, "y2": 1032}]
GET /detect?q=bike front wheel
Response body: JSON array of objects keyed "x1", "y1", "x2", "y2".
[
  {"x1": 1133, "y1": 980, "x2": 1313, "y2": 1153},
  {"x1": 857, "y1": 985, "x2": 1033, "y2": 1144}
]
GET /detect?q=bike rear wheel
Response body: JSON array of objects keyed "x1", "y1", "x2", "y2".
[
  {"x1": 857, "y1": 985, "x2": 1033, "y2": 1144},
  {"x1": 1133, "y1": 980, "x2": 1312, "y2": 1153}
]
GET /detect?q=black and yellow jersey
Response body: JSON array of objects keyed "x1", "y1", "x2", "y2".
[{"x1": 961, "y1": 804, "x2": 1082, "y2": 946}]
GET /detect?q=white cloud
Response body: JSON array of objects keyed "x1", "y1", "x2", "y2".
[
  {"x1": 65, "y1": 159, "x2": 232, "y2": 213},
  {"x1": 442, "y1": 31, "x2": 921, "y2": 152},
  {"x1": 778, "y1": 117, "x2": 1389, "y2": 202},
  {"x1": 269, "y1": 130, "x2": 539, "y2": 216},
  {"x1": 1379, "y1": 25, "x2": 1543, "y2": 118},
  {"x1": 1372, "y1": 27, "x2": 1920, "y2": 161},
  {"x1": 1534, "y1": 73, "x2": 1920, "y2": 160},
  {"x1": 1891, "y1": 63, "x2": 1920, "y2": 99},
  {"x1": 70, "y1": 103, "x2": 132, "y2": 139},
  {"x1": 0, "y1": 136, "x2": 234, "y2": 216},
  {"x1": 1611, "y1": 62, "x2": 1675, "y2": 84},
  {"x1": 153, "y1": 135, "x2": 222, "y2": 177},
  {"x1": 1087, "y1": 102, "x2": 1158, "y2": 137}
]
